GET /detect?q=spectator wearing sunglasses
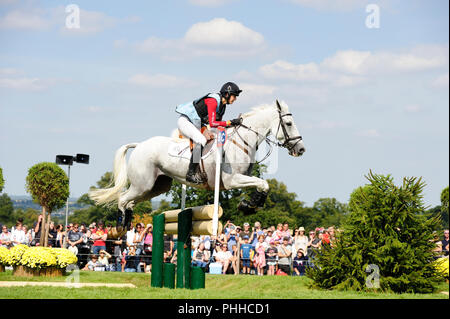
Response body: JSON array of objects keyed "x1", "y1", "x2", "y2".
[
  {"x1": 0, "y1": 225, "x2": 12, "y2": 248},
  {"x1": 91, "y1": 221, "x2": 107, "y2": 255}
]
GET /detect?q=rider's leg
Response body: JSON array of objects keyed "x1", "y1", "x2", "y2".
[
  {"x1": 177, "y1": 116, "x2": 206, "y2": 146},
  {"x1": 177, "y1": 116, "x2": 207, "y2": 184}
]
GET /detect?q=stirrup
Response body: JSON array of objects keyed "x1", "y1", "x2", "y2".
[{"x1": 186, "y1": 172, "x2": 206, "y2": 185}]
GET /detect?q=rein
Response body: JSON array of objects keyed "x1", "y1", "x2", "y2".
[{"x1": 228, "y1": 107, "x2": 302, "y2": 163}]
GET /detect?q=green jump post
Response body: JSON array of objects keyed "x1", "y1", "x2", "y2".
[
  {"x1": 163, "y1": 262, "x2": 175, "y2": 289},
  {"x1": 150, "y1": 213, "x2": 165, "y2": 288},
  {"x1": 190, "y1": 266, "x2": 205, "y2": 289},
  {"x1": 176, "y1": 208, "x2": 193, "y2": 289}
]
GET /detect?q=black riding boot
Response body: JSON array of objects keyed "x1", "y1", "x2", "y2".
[
  {"x1": 186, "y1": 144, "x2": 206, "y2": 184},
  {"x1": 124, "y1": 209, "x2": 133, "y2": 230}
]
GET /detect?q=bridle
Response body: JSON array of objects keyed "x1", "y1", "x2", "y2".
[
  {"x1": 229, "y1": 100, "x2": 303, "y2": 162},
  {"x1": 274, "y1": 100, "x2": 303, "y2": 153}
]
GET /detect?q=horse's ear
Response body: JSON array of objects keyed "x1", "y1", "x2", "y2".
[{"x1": 276, "y1": 100, "x2": 282, "y2": 111}]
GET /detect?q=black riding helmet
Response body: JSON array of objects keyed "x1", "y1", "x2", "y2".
[{"x1": 220, "y1": 82, "x2": 242, "y2": 101}]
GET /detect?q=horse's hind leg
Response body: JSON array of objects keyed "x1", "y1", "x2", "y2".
[{"x1": 117, "y1": 185, "x2": 147, "y2": 229}]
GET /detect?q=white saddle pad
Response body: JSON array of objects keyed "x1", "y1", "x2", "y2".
[{"x1": 168, "y1": 139, "x2": 216, "y2": 160}]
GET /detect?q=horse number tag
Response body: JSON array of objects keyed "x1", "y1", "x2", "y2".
[{"x1": 217, "y1": 127, "x2": 227, "y2": 147}]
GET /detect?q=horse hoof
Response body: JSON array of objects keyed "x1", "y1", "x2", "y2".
[
  {"x1": 108, "y1": 226, "x2": 126, "y2": 239},
  {"x1": 238, "y1": 201, "x2": 257, "y2": 215}
]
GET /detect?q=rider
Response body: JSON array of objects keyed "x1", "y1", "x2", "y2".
[{"x1": 176, "y1": 82, "x2": 243, "y2": 184}]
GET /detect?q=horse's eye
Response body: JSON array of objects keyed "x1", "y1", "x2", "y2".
[{"x1": 286, "y1": 122, "x2": 292, "y2": 127}]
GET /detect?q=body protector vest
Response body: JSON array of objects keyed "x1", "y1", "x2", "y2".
[{"x1": 176, "y1": 93, "x2": 225, "y2": 127}]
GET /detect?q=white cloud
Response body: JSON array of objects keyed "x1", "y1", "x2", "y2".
[
  {"x1": 58, "y1": 7, "x2": 118, "y2": 35},
  {"x1": 0, "y1": 9, "x2": 51, "y2": 30},
  {"x1": 259, "y1": 60, "x2": 327, "y2": 82},
  {"x1": 357, "y1": 129, "x2": 381, "y2": 138},
  {"x1": 287, "y1": 0, "x2": 370, "y2": 11},
  {"x1": 0, "y1": 68, "x2": 22, "y2": 76},
  {"x1": 0, "y1": 6, "x2": 135, "y2": 34},
  {"x1": 432, "y1": 72, "x2": 449, "y2": 88},
  {"x1": 304, "y1": 120, "x2": 347, "y2": 130},
  {"x1": 128, "y1": 73, "x2": 196, "y2": 88},
  {"x1": 258, "y1": 45, "x2": 449, "y2": 87},
  {"x1": 134, "y1": 18, "x2": 266, "y2": 59},
  {"x1": 321, "y1": 50, "x2": 371, "y2": 75},
  {"x1": 0, "y1": 77, "x2": 48, "y2": 91},
  {"x1": 185, "y1": 18, "x2": 264, "y2": 48},
  {"x1": 403, "y1": 104, "x2": 422, "y2": 113},
  {"x1": 188, "y1": 0, "x2": 236, "y2": 7},
  {"x1": 0, "y1": 0, "x2": 18, "y2": 5},
  {"x1": 322, "y1": 46, "x2": 448, "y2": 75},
  {"x1": 240, "y1": 83, "x2": 276, "y2": 95}
]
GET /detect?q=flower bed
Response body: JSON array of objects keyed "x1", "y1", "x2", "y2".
[
  {"x1": 434, "y1": 256, "x2": 449, "y2": 279},
  {"x1": 0, "y1": 246, "x2": 9, "y2": 272},
  {"x1": 0, "y1": 246, "x2": 77, "y2": 277}
]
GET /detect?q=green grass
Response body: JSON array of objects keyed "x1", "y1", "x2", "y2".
[{"x1": 0, "y1": 270, "x2": 448, "y2": 299}]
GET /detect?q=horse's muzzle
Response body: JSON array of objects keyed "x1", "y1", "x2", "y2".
[{"x1": 289, "y1": 147, "x2": 305, "y2": 157}]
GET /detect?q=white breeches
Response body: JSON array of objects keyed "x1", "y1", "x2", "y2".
[{"x1": 177, "y1": 116, "x2": 207, "y2": 147}]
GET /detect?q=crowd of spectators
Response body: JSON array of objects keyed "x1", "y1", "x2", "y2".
[{"x1": 0, "y1": 215, "x2": 448, "y2": 277}]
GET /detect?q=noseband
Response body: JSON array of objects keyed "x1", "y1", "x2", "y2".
[{"x1": 275, "y1": 108, "x2": 303, "y2": 153}]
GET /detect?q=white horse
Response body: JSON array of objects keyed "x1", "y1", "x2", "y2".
[{"x1": 89, "y1": 100, "x2": 305, "y2": 233}]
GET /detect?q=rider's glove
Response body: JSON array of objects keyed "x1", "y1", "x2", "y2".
[{"x1": 227, "y1": 118, "x2": 243, "y2": 127}]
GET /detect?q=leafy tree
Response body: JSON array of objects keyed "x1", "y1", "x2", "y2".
[
  {"x1": 441, "y1": 187, "x2": 449, "y2": 228},
  {"x1": 0, "y1": 166, "x2": 4, "y2": 193},
  {"x1": 307, "y1": 171, "x2": 444, "y2": 293},
  {"x1": 26, "y1": 162, "x2": 69, "y2": 246},
  {"x1": 71, "y1": 172, "x2": 117, "y2": 226},
  {"x1": 71, "y1": 172, "x2": 154, "y2": 226},
  {"x1": 310, "y1": 198, "x2": 349, "y2": 229},
  {"x1": 0, "y1": 193, "x2": 14, "y2": 226},
  {"x1": 10, "y1": 208, "x2": 41, "y2": 229}
]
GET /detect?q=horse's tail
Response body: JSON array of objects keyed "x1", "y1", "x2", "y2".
[{"x1": 88, "y1": 143, "x2": 138, "y2": 207}]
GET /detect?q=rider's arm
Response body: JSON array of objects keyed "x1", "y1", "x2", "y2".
[{"x1": 205, "y1": 98, "x2": 228, "y2": 127}]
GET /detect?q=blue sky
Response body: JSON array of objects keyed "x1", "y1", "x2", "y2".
[{"x1": 0, "y1": 0, "x2": 448, "y2": 208}]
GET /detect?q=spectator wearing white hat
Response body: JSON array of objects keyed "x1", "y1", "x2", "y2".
[
  {"x1": 240, "y1": 223, "x2": 252, "y2": 243},
  {"x1": 293, "y1": 227, "x2": 309, "y2": 256},
  {"x1": 98, "y1": 249, "x2": 112, "y2": 271}
]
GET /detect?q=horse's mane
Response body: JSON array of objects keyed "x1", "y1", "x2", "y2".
[{"x1": 240, "y1": 103, "x2": 276, "y2": 119}]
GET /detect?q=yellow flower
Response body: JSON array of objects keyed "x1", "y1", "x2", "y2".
[
  {"x1": 0, "y1": 247, "x2": 9, "y2": 265},
  {"x1": 49, "y1": 248, "x2": 78, "y2": 268},
  {"x1": 20, "y1": 247, "x2": 57, "y2": 269},
  {"x1": 434, "y1": 256, "x2": 449, "y2": 278},
  {"x1": 4, "y1": 244, "x2": 29, "y2": 266}
]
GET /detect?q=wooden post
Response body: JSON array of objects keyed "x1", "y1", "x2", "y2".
[{"x1": 39, "y1": 207, "x2": 47, "y2": 247}]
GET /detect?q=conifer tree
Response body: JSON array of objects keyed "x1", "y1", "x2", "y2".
[{"x1": 307, "y1": 171, "x2": 444, "y2": 293}]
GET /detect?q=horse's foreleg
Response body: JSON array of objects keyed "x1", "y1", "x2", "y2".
[
  {"x1": 223, "y1": 173, "x2": 269, "y2": 193},
  {"x1": 222, "y1": 174, "x2": 269, "y2": 214}
]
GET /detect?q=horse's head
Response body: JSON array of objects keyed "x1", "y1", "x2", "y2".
[{"x1": 271, "y1": 100, "x2": 306, "y2": 157}]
